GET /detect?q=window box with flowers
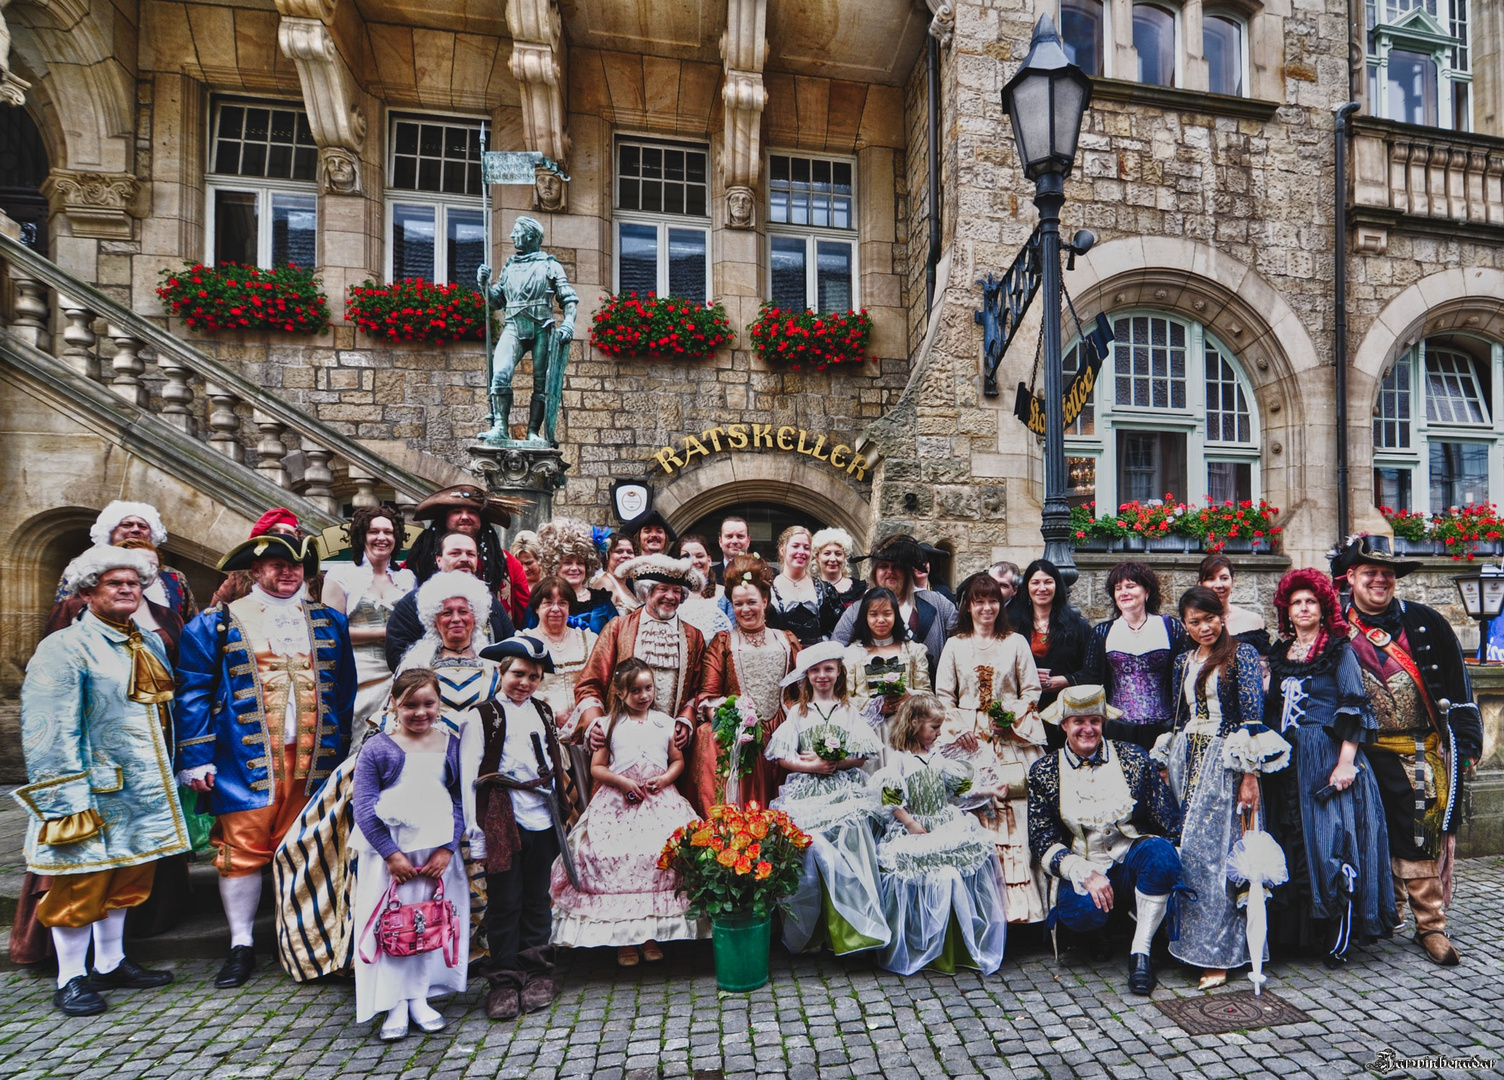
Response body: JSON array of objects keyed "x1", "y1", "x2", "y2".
[
  {"x1": 1069, "y1": 495, "x2": 1283, "y2": 555},
  {"x1": 747, "y1": 304, "x2": 871, "y2": 371},
  {"x1": 345, "y1": 279, "x2": 493, "y2": 344},
  {"x1": 589, "y1": 293, "x2": 734, "y2": 360},
  {"x1": 1381, "y1": 506, "x2": 1439, "y2": 556},
  {"x1": 1430, "y1": 504, "x2": 1504, "y2": 560},
  {"x1": 157, "y1": 262, "x2": 330, "y2": 335}
]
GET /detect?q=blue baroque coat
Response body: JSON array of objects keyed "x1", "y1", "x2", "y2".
[
  {"x1": 175, "y1": 599, "x2": 355, "y2": 815},
  {"x1": 15, "y1": 611, "x2": 191, "y2": 875}
]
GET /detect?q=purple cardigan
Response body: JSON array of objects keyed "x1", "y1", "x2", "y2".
[{"x1": 352, "y1": 732, "x2": 465, "y2": 861}]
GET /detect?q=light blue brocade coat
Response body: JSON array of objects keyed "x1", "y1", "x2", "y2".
[{"x1": 14, "y1": 611, "x2": 190, "y2": 876}]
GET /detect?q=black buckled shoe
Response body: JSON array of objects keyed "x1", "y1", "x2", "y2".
[
  {"x1": 54, "y1": 975, "x2": 108, "y2": 1016},
  {"x1": 1127, "y1": 952, "x2": 1157, "y2": 996},
  {"x1": 214, "y1": 945, "x2": 256, "y2": 988},
  {"x1": 91, "y1": 957, "x2": 174, "y2": 990}
]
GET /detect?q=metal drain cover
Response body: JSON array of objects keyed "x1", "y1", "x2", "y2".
[{"x1": 1154, "y1": 989, "x2": 1311, "y2": 1035}]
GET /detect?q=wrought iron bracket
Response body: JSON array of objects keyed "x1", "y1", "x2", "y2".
[{"x1": 976, "y1": 226, "x2": 1042, "y2": 398}]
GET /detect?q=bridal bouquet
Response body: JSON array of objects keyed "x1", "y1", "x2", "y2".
[
  {"x1": 808, "y1": 724, "x2": 850, "y2": 763},
  {"x1": 713, "y1": 696, "x2": 762, "y2": 781}
]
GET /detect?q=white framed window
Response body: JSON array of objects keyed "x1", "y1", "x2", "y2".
[
  {"x1": 1062, "y1": 0, "x2": 1110, "y2": 77},
  {"x1": 1365, "y1": 0, "x2": 1470, "y2": 131},
  {"x1": 205, "y1": 101, "x2": 318, "y2": 268},
  {"x1": 385, "y1": 115, "x2": 486, "y2": 285},
  {"x1": 766, "y1": 153, "x2": 858, "y2": 313},
  {"x1": 1063, "y1": 312, "x2": 1261, "y2": 508},
  {"x1": 613, "y1": 138, "x2": 711, "y2": 302},
  {"x1": 1204, "y1": 11, "x2": 1249, "y2": 97},
  {"x1": 1372, "y1": 335, "x2": 1503, "y2": 513}
]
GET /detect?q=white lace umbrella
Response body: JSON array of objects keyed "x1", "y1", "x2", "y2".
[{"x1": 1227, "y1": 822, "x2": 1289, "y2": 996}]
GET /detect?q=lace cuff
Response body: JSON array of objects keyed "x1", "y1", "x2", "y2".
[
  {"x1": 175, "y1": 763, "x2": 217, "y2": 786},
  {"x1": 1221, "y1": 724, "x2": 1291, "y2": 775},
  {"x1": 1149, "y1": 731, "x2": 1174, "y2": 767}
]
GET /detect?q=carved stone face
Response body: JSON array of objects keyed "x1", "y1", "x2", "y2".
[
  {"x1": 727, "y1": 187, "x2": 754, "y2": 227},
  {"x1": 321, "y1": 150, "x2": 359, "y2": 194},
  {"x1": 535, "y1": 172, "x2": 564, "y2": 210}
]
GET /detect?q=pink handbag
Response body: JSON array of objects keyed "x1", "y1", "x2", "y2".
[{"x1": 359, "y1": 876, "x2": 460, "y2": 967}]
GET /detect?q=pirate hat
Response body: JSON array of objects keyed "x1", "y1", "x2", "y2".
[
  {"x1": 622, "y1": 508, "x2": 678, "y2": 546},
  {"x1": 854, "y1": 534, "x2": 927, "y2": 573},
  {"x1": 1328, "y1": 533, "x2": 1421, "y2": 581},
  {"x1": 413, "y1": 484, "x2": 526, "y2": 528},
  {"x1": 218, "y1": 533, "x2": 321, "y2": 574},
  {"x1": 618, "y1": 553, "x2": 702, "y2": 591}
]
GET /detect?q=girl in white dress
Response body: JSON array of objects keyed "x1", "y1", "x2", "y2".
[
  {"x1": 840, "y1": 586, "x2": 932, "y2": 769},
  {"x1": 934, "y1": 572, "x2": 1047, "y2": 923},
  {"x1": 550, "y1": 659, "x2": 708, "y2": 966},
  {"x1": 872, "y1": 693, "x2": 1008, "y2": 976},
  {"x1": 351, "y1": 669, "x2": 470, "y2": 1040},
  {"x1": 765, "y1": 640, "x2": 889, "y2": 955}
]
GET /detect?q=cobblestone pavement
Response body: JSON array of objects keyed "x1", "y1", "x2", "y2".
[{"x1": 2, "y1": 858, "x2": 1500, "y2": 1080}]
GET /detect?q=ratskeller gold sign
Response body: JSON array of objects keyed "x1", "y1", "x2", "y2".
[{"x1": 651, "y1": 425, "x2": 870, "y2": 480}]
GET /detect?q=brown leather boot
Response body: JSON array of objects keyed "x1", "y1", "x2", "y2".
[
  {"x1": 520, "y1": 974, "x2": 557, "y2": 1013},
  {"x1": 1402, "y1": 865, "x2": 1459, "y2": 965},
  {"x1": 484, "y1": 984, "x2": 520, "y2": 1020},
  {"x1": 1389, "y1": 860, "x2": 1410, "y2": 932}
]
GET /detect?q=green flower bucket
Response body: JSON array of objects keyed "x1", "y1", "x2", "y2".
[{"x1": 711, "y1": 912, "x2": 772, "y2": 992}]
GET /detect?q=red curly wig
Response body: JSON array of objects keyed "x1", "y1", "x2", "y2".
[{"x1": 1272, "y1": 567, "x2": 1349, "y2": 639}]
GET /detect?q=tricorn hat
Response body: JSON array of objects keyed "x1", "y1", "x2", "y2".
[
  {"x1": 218, "y1": 533, "x2": 321, "y2": 574},
  {"x1": 1039, "y1": 684, "x2": 1123, "y2": 726},
  {"x1": 622, "y1": 508, "x2": 678, "y2": 546},
  {"x1": 413, "y1": 484, "x2": 525, "y2": 528},
  {"x1": 1328, "y1": 533, "x2": 1421, "y2": 581},
  {"x1": 478, "y1": 634, "x2": 555, "y2": 673}
]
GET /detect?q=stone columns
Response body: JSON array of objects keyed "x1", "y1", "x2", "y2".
[
  {"x1": 721, "y1": 0, "x2": 767, "y2": 230},
  {"x1": 507, "y1": 0, "x2": 570, "y2": 166}
]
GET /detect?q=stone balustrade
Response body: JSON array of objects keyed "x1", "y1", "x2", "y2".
[
  {"x1": 0, "y1": 232, "x2": 432, "y2": 515},
  {"x1": 1351, "y1": 117, "x2": 1504, "y2": 250}
]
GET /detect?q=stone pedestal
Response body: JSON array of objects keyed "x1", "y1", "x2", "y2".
[{"x1": 467, "y1": 441, "x2": 569, "y2": 534}]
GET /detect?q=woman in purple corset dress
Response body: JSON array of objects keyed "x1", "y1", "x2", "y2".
[{"x1": 1078, "y1": 562, "x2": 1188, "y2": 749}]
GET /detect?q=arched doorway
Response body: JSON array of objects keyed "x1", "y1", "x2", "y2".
[
  {"x1": 684, "y1": 500, "x2": 823, "y2": 562},
  {"x1": 0, "y1": 106, "x2": 49, "y2": 252}
]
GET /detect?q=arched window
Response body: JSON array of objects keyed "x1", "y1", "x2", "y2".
[
  {"x1": 1061, "y1": 0, "x2": 1107, "y2": 77},
  {"x1": 1134, "y1": 4, "x2": 1178, "y2": 87},
  {"x1": 1204, "y1": 12, "x2": 1246, "y2": 96},
  {"x1": 1372, "y1": 335, "x2": 1503, "y2": 512},
  {"x1": 1063, "y1": 312, "x2": 1260, "y2": 508}
]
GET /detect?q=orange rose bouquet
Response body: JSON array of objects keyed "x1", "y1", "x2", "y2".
[{"x1": 658, "y1": 802, "x2": 811, "y2": 919}]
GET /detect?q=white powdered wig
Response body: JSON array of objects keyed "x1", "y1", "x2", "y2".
[
  {"x1": 62, "y1": 545, "x2": 159, "y2": 596},
  {"x1": 89, "y1": 501, "x2": 168, "y2": 546},
  {"x1": 399, "y1": 571, "x2": 495, "y2": 672},
  {"x1": 414, "y1": 570, "x2": 494, "y2": 632},
  {"x1": 810, "y1": 527, "x2": 855, "y2": 559}
]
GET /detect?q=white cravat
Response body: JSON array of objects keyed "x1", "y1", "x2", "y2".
[{"x1": 251, "y1": 585, "x2": 311, "y2": 742}]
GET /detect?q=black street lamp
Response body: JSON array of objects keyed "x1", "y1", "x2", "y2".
[
  {"x1": 1453, "y1": 564, "x2": 1504, "y2": 664},
  {"x1": 1003, "y1": 13, "x2": 1093, "y2": 583}
]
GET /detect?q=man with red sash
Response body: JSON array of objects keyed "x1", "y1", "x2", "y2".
[{"x1": 1330, "y1": 535, "x2": 1482, "y2": 965}]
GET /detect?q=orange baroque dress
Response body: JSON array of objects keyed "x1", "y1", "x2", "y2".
[{"x1": 691, "y1": 628, "x2": 800, "y2": 811}]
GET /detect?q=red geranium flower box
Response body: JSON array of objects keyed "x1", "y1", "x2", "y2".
[
  {"x1": 747, "y1": 304, "x2": 871, "y2": 371},
  {"x1": 589, "y1": 293, "x2": 735, "y2": 359},
  {"x1": 157, "y1": 262, "x2": 330, "y2": 335},
  {"x1": 345, "y1": 278, "x2": 493, "y2": 344}
]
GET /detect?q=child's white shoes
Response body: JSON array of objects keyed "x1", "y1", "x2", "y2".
[
  {"x1": 379, "y1": 1000, "x2": 410, "y2": 1041},
  {"x1": 410, "y1": 999, "x2": 447, "y2": 1033}
]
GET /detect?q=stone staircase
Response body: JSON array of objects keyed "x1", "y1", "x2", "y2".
[
  {"x1": 0, "y1": 231, "x2": 435, "y2": 515},
  {"x1": 0, "y1": 234, "x2": 443, "y2": 964}
]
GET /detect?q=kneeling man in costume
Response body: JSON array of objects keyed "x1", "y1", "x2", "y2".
[
  {"x1": 176, "y1": 532, "x2": 355, "y2": 987},
  {"x1": 1029, "y1": 685, "x2": 1183, "y2": 995},
  {"x1": 17, "y1": 546, "x2": 188, "y2": 1015}
]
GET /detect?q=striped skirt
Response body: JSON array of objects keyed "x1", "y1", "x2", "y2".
[{"x1": 272, "y1": 759, "x2": 358, "y2": 981}]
